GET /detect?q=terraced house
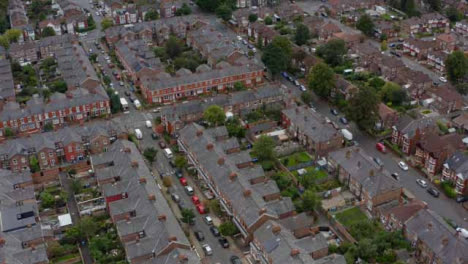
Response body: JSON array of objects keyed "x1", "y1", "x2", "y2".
[{"x1": 178, "y1": 124, "x2": 295, "y2": 245}]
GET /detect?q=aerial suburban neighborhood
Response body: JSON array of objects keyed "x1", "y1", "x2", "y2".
[{"x1": 0, "y1": 0, "x2": 467, "y2": 263}]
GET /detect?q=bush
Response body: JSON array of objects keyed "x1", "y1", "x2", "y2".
[
  {"x1": 383, "y1": 140, "x2": 404, "y2": 157},
  {"x1": 261, "y1": 160, "x2": 275, "y2": 171},
  {"x1": 162, "y1": 176, "x2": 172, "y2": 188},
  {"x1": 441, "y1": 181, "x2": 457, "y2": 198},
  {"x1": 219, "y1": 221, "x2": 239, "y2": 236}
]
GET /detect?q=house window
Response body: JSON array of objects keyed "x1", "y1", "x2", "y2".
[
  {"x1": 21, "y1": 157, "x2": 26, "y2": 164},
  {"x1": 40, "y1": 153, "x2": 45, "y2": 159},
  {"x1": 12, "y1": 159, "x2": 17, "y2": 165},
  {"x1": 49, "y1": 152, "x2": 54, "y2": 157},
  {"x1": 68, "y1": 146, "x2": 73, "y2": 152}
]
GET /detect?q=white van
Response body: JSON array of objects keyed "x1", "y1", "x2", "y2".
[
  {"x1": 145, "y1": 120, "x2": 152, "y2": 128},
  {"x1": 134, "y1": 99, "x2": 141, "y2": 109},
  {"x1": 134, "y1": 129, "x2": 142, "y2": 139},
  {"x1": 164, "y1": 148, "x2": 173, "y2": 159}
]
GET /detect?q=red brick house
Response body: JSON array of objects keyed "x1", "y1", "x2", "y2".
[
  {"x1": 391, "y1": 116, "x2": 438, "y2": 155},
  {"x1": 442, "y1": 151, "x2": 468, "y2": 195},
  {"x1": 436, "y1": 33, "x2": 457, "y2": 52},
  {"x1": 377, "y1": 103, "x2": 398, "y2": 130},
  {"x1": 414, "y1": 132, "x2": 464, "y2": 177},
  {"x1": 376, "y1": 200, "x2": 426, "y2": 231},
  {"x1": 403, "y1": 38, "x2": 438, "y2": 60}
]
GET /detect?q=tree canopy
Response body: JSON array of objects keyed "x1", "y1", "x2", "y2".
[
  {"x1": 301, "y1": 189, "x2": 320, "y2": 212},
  {"x1": 262, "y1": 36, "x2": 292, "y2": 76},
  {"x1": 252, "y1": 135, "x2": 276, "y2": 161},
  {"x1": 294, "y1": 23, "x2": 310, "y2": 46},
  {"x1": 356, "y1": 14, "x2": 375, "y2": 36},
  {"x1": 42, "y1": 26, "x2": 56, "y2": 37},
  {"x1": 203, "y1": 105, "x2": 226, "y2": 126},
  {"x1": 101, "y1": 18, "x2": 114, "y2": 31},
  {"x1": 216, "y1": 3, "x2": 232, "y2": 21},
  {"x1": 143, "y1": 147, "x2": 157, "y2": 163},
  {"x1": 445, "y1": 51, "x2": 468, "y2": 84},
  {"x1": 248, "y1": 13, "x2": 258, "y2": 22},
  {"x1": 307, "y1": 62, "x2": 335, "y2": 98},
  {"x1": 380, "y1": 82, "x2": 407, "y2": 106},
  {"x1": 144, "y1": 9, "x2": 159, "y2": 21},
  {"x1": 347, "y1": 86, "x2": 379, "y2": 130},
  {"x1": 165, "y1": 36, "x2": 183, "y2": 59},
  {"x1": 316, "y1": 39, "x2": 347, "y2": 66}
]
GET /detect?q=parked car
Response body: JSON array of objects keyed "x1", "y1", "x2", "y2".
[
  {"x1": 391, "y1": 173, "x2": 399, "y2": 181},
  {"x1": 151, "y1": 133, "x2": 158, "y2": 140},
  {"x1": 456, "y1": 196, "x2": 468, "y2": 203},
  {"x1": 204, "y1": 216, "x2": 213, "y2": 225},
  {"x1": 300, "y1": 85, "x2": 307, "y2": 92},
  {"x1": 124, "y1": 91, "x2": 131, "y2": 97},
  {"x1": 427, "y1": 187, "x2": 440, "y2": 197},
  {"x1": 194, "y1": 231, "x2": 204, "y2": 241},
  {"x1": 230, "y1": 256, "x2": 242, "y2": 264},
  {"x1": 191, "y1": 195, "x2": 200, "y2": 205},
  {"x1": 179, "y1": 177, "x2": 188, "y2": 186},
  {"x1": 330, "y1": 109, "x2": 338, "y2": 116},
  {"x1": 416, "y1": 179, "x2": 427, "y2": 188},
  {"x1": 373, "y1": 157, "x2": 384, "y2": 167},
  {"x1": 184, "y1": 186, "x2": 194, "y2": 195},
  {"x1": 339, "y1": 117, "x2": 348, "y2": 125},
  {"x1": 158, "y1": 141, "x2": 166, "y2": 148},
  {"x1": 376, "y1": 142, "x2": 386, "y2": 153},
  {"x1": 210, "y1": 226, "x2": 220, "y2": 236},
  {"x1": 196, "y1": 204, "x2": 206, "y2": 214},
  {"x1": 177, "y1": 200, "x2": 186, "y2": 210},
  {"x1": 439, "y1": 76, "x2": 447, "y2": 83},
  {"x1": 171, "y1": 193, "x2": 180, "y2": 203},
  {"x1": 202, "y1": 244, "x2": 213, "y2": 256},
  {"x1": 218, "y1": 237, "x2": 230, "y2": 248},
  {"x1": 175, "y1": 169, "x2": 183, "y2": 178},
  {"x1": 398, "y1": 161, "x2": 409, "y2": 171}
]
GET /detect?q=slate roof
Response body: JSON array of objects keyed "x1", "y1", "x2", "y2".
[
  {"x1": 0, "y1": 59, "x2": 15, "y2": 99},
  {"x1": 328, "y1": 147, "x2": 401, "y2": 198},
  {"x1": 405, "y1": 209, "x2": 468, "y2": 264},
  {"x1": 115, "y1": 39, "x2": 162, "y2": 73},
  {"x1": 393, "y1": 116, "x2": 438, "y2": 137},
  {"x1": 179, "y1": 123, "x2": 288, "y2": 229},
  {"x1": 444, "y1": 151, "x2": 468, "y2": 181},
  {"x1": 282, "y1": 106, "x2": 342, "y2": 143}
]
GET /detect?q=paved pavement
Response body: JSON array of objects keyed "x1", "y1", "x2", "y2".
[
  {"x1": 58, "y1": 172, "x2": 94, "y2": 264},
  {"x1": 280, "y1": 77, "x2": 468, "y2": 228}
]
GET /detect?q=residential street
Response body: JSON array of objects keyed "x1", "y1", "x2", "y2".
[{"x1": 280, "y1": 78, "x2": 468, "y2": 228}]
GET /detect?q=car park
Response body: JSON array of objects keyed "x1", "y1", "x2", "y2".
[
  {"x1": 427, "y1": 187, "x2": 440, "y2": 197},
  {"x1": 204, "y1": 216, "x2": 213, "y2": 225},
  {"x1": 202, "y1": 244, "x2": 213, "y2": 256},
  {"x1": 416, "y1": 179, "x2": 427, "y2": 188},
  {"x1": 210, "y1": 226, "x2": 220, "y2": 236},
  {"x1": 194, "y1": 231, "x2": 204, "y2": 241},
  {"x1": 218, "y1": 237, "x2": 230, "y2": 248},
  {"x1": 398, "y1": 161, "x2": 408, "y2": 171}
]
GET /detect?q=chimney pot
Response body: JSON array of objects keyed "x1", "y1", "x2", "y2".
[
  {"x1": 168, "y1": 236, "x2": 177, "y2": 242},
  {"x1": 206, "y1": 143, "x2": 213, "y2": 150},
  {"x1": 148, "y1": 194, "x2": 156, "y2": 201},
  {"x1": 139, "y1": 178, "x2": 147, "y2": 184},
  {"x1": 217, "y1": 157, "x2": 225, "y2": 165},
  {"x1": 229, "y1": 172, "x2": 237, "y2": 181},
  {"x1": 259, "y1": 208, "x2": 267, "y2": 215},
  {"x1": 290, "y1": 248, "x2": 300, "y2": 256},
  {"x1": 196, "y1": 130, "x2": 203, "y2": 137},
  {"x1": 272, "y1": 225, "x2": 281, "y2": 234},
  {"x1": 158, "y1": 214, "x2": 167, "y2": 221},
  {"x1": 243, "y1": 189, "x2": 252, "y2": 197},
  {"x1": 131, "y1": 161, "x2": 139, "y2": 168}
]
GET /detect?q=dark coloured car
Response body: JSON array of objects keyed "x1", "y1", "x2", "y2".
[
  {"x1": 230, "y1": 256, "x2": 242, "y2": 264},
  {"x1": 339, "y1": 117, "x2": 348, "y2": 125},
  {"x1": 330, "y1": 109, "x2": 338, "y2": 116},
  {"x1": 210, "y1": 226, "x2": 220, "y2": 237},
  {"x1": 124, "y1": 91, "x2": 131, "y2": 97},
  {"x1": 175, "y1": 169, "x2": 183, "y2": 178},
  {"x1": 218, "y1": 237, "x2": 230, "y2": 248},
  {"x1": 391, "y1": 173, "x2": 399, "y2": 181},
  {"x1": 456, "y1": 196, "x2": 468, "y2": 203},
  {"x1": 194, "y1": 231, "x2": 205, "y2": 241},
  {"x1": 159, "y1": 141, "x2": 166, "y2": 149},
  {"x1": 373, "y1": 157, "x2": 384, "y2": 167},
  {"x1": 427, "y1": 187, "x2": 440, "y2": 197},
  {"x1": 151, "y1": 133, "x2": 158, "y2": 140},
  {"x1": 177, "y1": 200, "x2": 185, "y2": 210}
]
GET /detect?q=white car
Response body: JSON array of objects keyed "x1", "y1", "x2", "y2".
[
  {"x1": 416, "y1": 179, "x2": 427, "y2": 188},
  {"x1": 203, "y1": 216, "x2": 213, "y2": 225},
  {"x1": 237, "y1": 35, "x2": 242, "y2": 41},
  {"x1": 439, "y1": 76, "x2": 447, "y2": 83},
  {"x1": 398, "y1": 161, "x2": 408, "y2": 171},
  {"x1": 119, "y1": 81, "x2": 124, "y2": 86},
  {"x1": 299, "y1": 85, "x2": 306, "y2": 92},
  {"x1": 242, "y1": 39, "x2": 248, "y2": 45},
  {"x1": 104, "y1": 56, "x2": 110, "y2": 60},
  {"x1": 95, "y1": 11, "x2": 100, "y2": 16},
  {"x1": 202, "y1": 244, "x2": 213, "y2": 256}
]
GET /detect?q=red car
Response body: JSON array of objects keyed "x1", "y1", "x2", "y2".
[
  {"x1": 376, "y1": 142, "x2": 386, "y2": 153},
  {"x1": 196, "y1": 204, "x2": 206, "y2": 214},
  {"x1": 191, "y1": 195, "x2": 200, "y2": 205},
  {"x1": 179, "y1": 177, "x2": 187, "y2": 186}
]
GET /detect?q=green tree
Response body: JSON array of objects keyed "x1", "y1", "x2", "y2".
[
  {"x1": 249, "y1": 13, "x2": 258, "y2": 22},
  {"x1": 445, "y1": 51, "x2": 468, "y2": 84},
  {"x1": 233, "y1": 81, "x2": 246, "y2": 91},
  {"x1": 225, "y1": 117, "x2": 245, "y2": 138},
  {"x1": 380, "y1": 82, "x2": 407, "y2": 106},
  {"x1": 144, "y1": 9, "x2": 159, "y2": 21},
  {"x1": 368, "y1": 77, "x2": 386, "y2": 90},
  {"x1": 216, "y1": 3, "x2": 232, "y2": 21},
  {"x1": 316, "y1": 39, "x2": 347, "y2": 66},
  {"x1": 50, "y1": 80, "x2": 68, "y2": 93},
  {"x1": 262, "y1": 36, "x2": 292, "y2": 76},
  {"x1": 71, "y1": 179, "x2": 83, "y2": 194},
  {"x1": 445, "y1": 7, "x2": 463, "y2": 22},
  {"x1": 264, "y1": 16, "x2": 273, "y2": 25},
  {"x1": 165, "y1": 36, "x2": 183, "y2": 59},
  {"x1": 203, "y1": 105, "x2": 226, "y2": 126},
  {"x1": 79, "y1": 216, "x2": 99, "y2": 238},
  {"x1": 101, "y1": 18, "x2": 114, "y2": 31},
  {"x1": 4, "y1": 127, "x2": 14, "y2": 138},
  {"x1": 307, "y1": 62, "x2": 335, "y2": 98},
  {"x1": 162, "y1": 176, "x2": 172, "y2": 187},
  {"x1": 47, "y1": 241, "x2": 67, "y2": 258},
  {"x1": 427, "y1": 0, "x2": 441, "y2": 11},
  {"x1": 347, "y1": 86, "x2": 379, "y2": 130},
  {"x1": 29, "y1": 156, "x2": 40, "y2": 173},
  {"x1": 207, "y1": 199, "x2": 222, "y2": 216},
  {"x1": 143, "y1": 147, "x2": 157, "y2": 163},
  {"x1": 0, "y1": 35, "x2": 9, "y2": 49},
  {"x1": 64, "y1": 226, "x2": 83, "y2": 244},
  {"x1": 301, "y1": 189, "x2": 320, "y2": 212},
  {"x1": 181, "y1": 208, "x2": 195, "y2": 224},
  {"x1": 294, "y1": 23, "x2": 310, "y2": 46},
  {"x1": 42, "y1": 26, "x2": 56, "y2": 37},
  {"x1": 43, "y1": 122, "x2": 54, "y2": 132},
  {"x1": 455, "y1": 83, "x2": 468, "y2": 96},
  {"x1": 175, "y1": 3, "x2": 192, "y2": 16},
  {"x1": 109, "y1": 93, "x2": 121, "y2": 114},
  {"x1": 356, "y1": 14, "x2": 375, "y2": 36},
  {"x1": 174, "y1": 155, "x2": 187, "y2": 169},
  {"x1": 219, "y1": 221, "x2": 238, "y2": 236},
  {"x1": 252, "y1": 135, "x2": 275, "y2": 161},
  {"x1": 5, "y1": 29, "x2": 21, "y2": 42},
  {"x1": 196, "y1": 0, "x2": 220, "y2": 12},
  {"x1": 401, "y1": 0, "x2": 418, "y2": 17},
  {"x1": 40, "y1": 191, "x2": 55, "y2": 209},
  {"x1": 381, "y1": 40, "x2": 388, "y2": 51},
  {"x1": 301, "y1": 91, "x2": 313, "y2": 105}
]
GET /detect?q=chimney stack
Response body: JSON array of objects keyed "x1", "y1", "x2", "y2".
[
  {"x1": 229, "y1": 172, "x2": 237, "y2": 181},
  {"x1": 148, "y1": 194, "x2": 156, "y2": 201},
  {"x1": 139, "y1": 178, "x2": 147, "y2": 184},
  {"x1": 196, "y1": 130, "x2": 203, "y2": 137},
  {"x1": 258, "y1": 208, "x2": 267, "y2": 215},
  {"x1": 158, "y1": 214, "x2": 167, "y2": 221},
  {"x1": 217, "y1": 157, "x2": 225, "y2": 165},
  {"x1": 206, "y1": 143, "x2": 213, "y2": 150},
  {"x1": 290, "y1": 249, "x2": 300, "y2": 257},
  {"x1": 131, "y1": 161, "x2": 139, "y2": 168},
  {"x1": 243, "y1": 189, "x2": 252, "y2": 197},
  {"x1": 272, "y1": 225, "x2": 281, "y2": 234},
  {"x1": 168, "y1": 236, "x2": 177, "y2": 242}
]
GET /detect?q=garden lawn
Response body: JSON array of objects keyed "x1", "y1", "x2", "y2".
[
  {"x1": 334, "y1": 207, "x2": 368, "y2": 228},
  {"x1": 280, "y1": 151, "x2": 312, "y2": 167},
  {"x1": 292, "y1": 167, "x2": 327, "y2": 181}
]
